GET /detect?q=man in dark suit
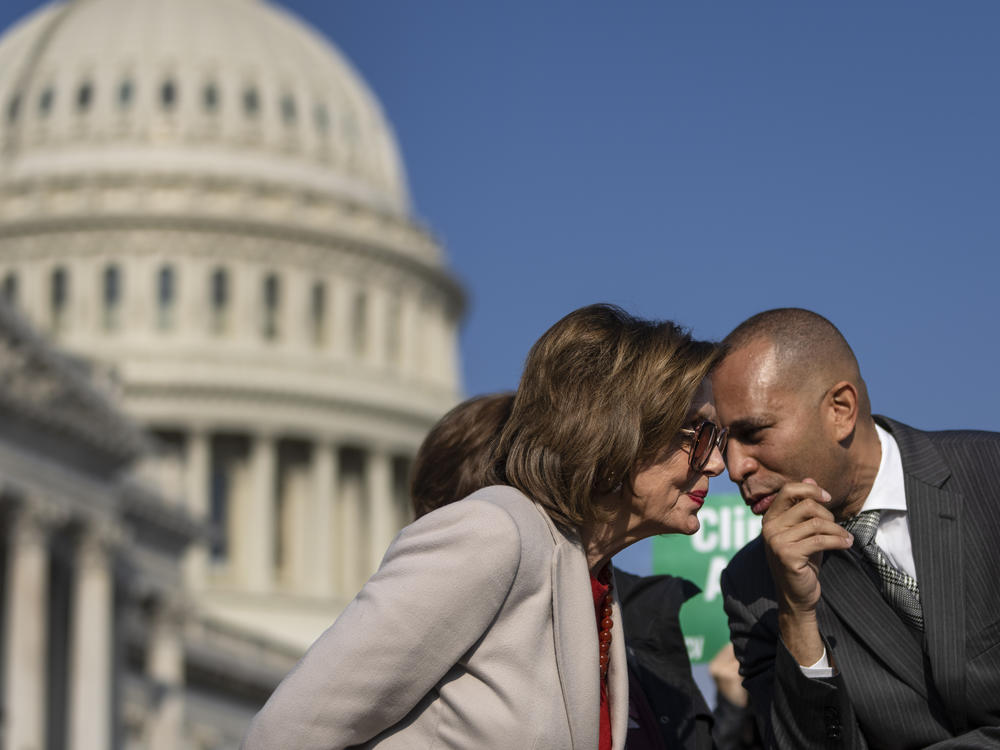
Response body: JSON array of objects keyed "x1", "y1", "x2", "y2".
[{"x1": 713, "y1": 308, "x2": 1000, "y2": 749}]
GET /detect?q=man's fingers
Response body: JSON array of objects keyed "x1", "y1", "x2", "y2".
[
  {"x1": 787, "y1": 532, "x2": 855, "y2": 557},
  {"x1": 769, "y1": 518, "x2": 853, "y2": 546},
  {"x1": 764, "y1": 496, "x2": 836, "y2": 530},
  {"x1": 765, "y1": 480, "x2": 832, "y2": 515},
  {"x1": 766, "y1": 533, "x2": 855, "y2": 576}
]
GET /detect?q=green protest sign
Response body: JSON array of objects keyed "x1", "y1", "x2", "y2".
[{"x1": 651, "y1": 493, "x2": 761, "y2": 664}]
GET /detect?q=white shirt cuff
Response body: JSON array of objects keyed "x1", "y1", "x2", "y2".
[{"x1": 799, "y1": 648, "x2": 836, "y2": 679}]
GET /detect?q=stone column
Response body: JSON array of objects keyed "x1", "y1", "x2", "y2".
[
  {"x1": 316, "y1": 274, "x2": 334, "y2": 351},
  {"x1": 386, "y1": 295, "x2": 403, "y2": 369},
  {"x1": 331, "y1": 277, "x2": 352, "y2": 359},
  {"x1": 368, "y1": 447, "x2": 395, "y2": 573},
  {"x1": 244, "y1": 433, "x2": 276, "y2": 592},
  {"x1": 399, "y1": 292, "x2": 419, "y2": 379},
  {"x1": 285, "y1": 269, "x2": 310, "y2": 352},
  {"x1": 442, "y1": 308, "x2": 461, "y2": 388},
  {"x1": 279, "y1": 457, "x2": 310, "y2": 590},
  {"x1": 369, "y1": 285, "x2": 389, "y2": 369},
  {"x1": 184, "y1": 256, "x2": 207, "y2": 339},
  {"x1": 123, "y1": 254, "x2": 148, "y2": 338},
  {"x1": 421, "y1": 298, "x2": 442, "y2": 383},
  {"x1": 337, "y1": 449, "x2": 365, "y2": 594},
  {"x1": 3, "y1": 504, "x2": 53, "y2": 750},
  {"x1": 22, "y1": 263, "x2": 46, "y2": 330},
  {"x1": 309, "y1": 439, "x2": 336, "y2": 596},
  {"x1": 62, "y1": 257, "x2": 86, "y2": 338},
  {"x1": 233, "y1": 264, "x2": 256, "y2": 343},
  {"x1": 145, "y1": 597, "x2": 185, "y2": 750},
  {"x1": 67, "y1": 524, "x2": 117, "y2": 750},
  {"x1": 225, "y1": 451, "x2": 250, "y2": 583},
  {"x1": 394, "y1": 455, "x2": 415, "y2": 530},
  {"x1": 183, "y1": 428, "x2": 210, "y2": 591}
]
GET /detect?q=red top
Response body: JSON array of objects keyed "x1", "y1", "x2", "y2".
[{"x1": 590, "y1": 567, "x2": 613, "y2": 750}]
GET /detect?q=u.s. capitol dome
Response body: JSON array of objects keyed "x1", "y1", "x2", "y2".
[{"x1": 0, "y1": 0, "x2": 465, "y2": 746}]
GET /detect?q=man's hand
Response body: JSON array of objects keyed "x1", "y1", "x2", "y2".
[{"x1": 761, "y1": 478, "x2": 854, "y2": 665}]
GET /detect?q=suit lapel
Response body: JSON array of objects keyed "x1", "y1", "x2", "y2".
[
  {"x1": 550, "y1": 532, "x2": 599, "y2": 750},
  {"x1": 819, "y1": 548, "x2": 928, "y2": 698},
  {"x1": 886, "y1": 418, "x2": 968, "y2": 732}
]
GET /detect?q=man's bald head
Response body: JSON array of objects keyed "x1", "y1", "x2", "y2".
[{"x1": 722, "y1": 308, "x2": 870, "y2": 417}]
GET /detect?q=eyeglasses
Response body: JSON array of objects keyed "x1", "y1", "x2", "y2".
[{"x1": 679, "y1": 420, "x2": 728, "y2": 471}]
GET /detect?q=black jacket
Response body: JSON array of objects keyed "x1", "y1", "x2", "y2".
[{"x1": 616, "y1": 570, "x2": 715, "y2": 750}]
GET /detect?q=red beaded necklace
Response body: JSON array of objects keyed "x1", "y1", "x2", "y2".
[{"x1": 596, "y1": 577, "x2": 614, "y2": 681}]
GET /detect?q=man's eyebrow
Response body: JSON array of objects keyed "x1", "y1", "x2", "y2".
[{"x1": 727, "y1": 416, "x2": 772, "y2": 432}]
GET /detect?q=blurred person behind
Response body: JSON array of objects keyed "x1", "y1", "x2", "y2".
[
  {"x1": 708, "y1": 644, "x2": 763, "y2": 750},
  {"x1": 615, "y1": 570, "x2": 715, "y2": 749},
  {"x1": 410, "y1": 392, "x2": 514, "y2": 519}
]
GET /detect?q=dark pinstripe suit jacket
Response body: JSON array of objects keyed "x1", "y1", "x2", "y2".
[{"x1": 721, "y1": 417, "x2": 1000, "y2": 749}]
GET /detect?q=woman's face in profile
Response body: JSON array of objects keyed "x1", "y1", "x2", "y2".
[{"x1": 626, "y1": 380, "x2": 725, "y2": 537}]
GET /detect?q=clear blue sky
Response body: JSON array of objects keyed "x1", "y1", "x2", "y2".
[
  {"x1": 296, "y1": 1, "x2": 1000, "y2": 431},
  {"x1": 2, "y1": 1, "x2": 999, "y2": 572},
  {"x1": 303, "y1": 2, "x2": 1000, "y2": 574}
]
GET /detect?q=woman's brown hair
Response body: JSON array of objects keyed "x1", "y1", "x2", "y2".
[
  {"x1": 410, "y1": 393, "x2": 515, "y2": 518},
  {"x1": 493, "y1": 304, "x2": 720, "y2": 530}
]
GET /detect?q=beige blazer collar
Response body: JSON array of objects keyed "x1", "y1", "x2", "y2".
[{"x1": 536, "y1": 505, "x2": 629, "y2": 750}]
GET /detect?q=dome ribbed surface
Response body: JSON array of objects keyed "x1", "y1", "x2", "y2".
[{"x1": 0, "y1": 0, "x2": 410, "y2": 217}]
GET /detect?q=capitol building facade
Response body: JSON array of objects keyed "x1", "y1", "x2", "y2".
[{"x1": 0, "y1": 0, "x2": 464, "y2": 747}]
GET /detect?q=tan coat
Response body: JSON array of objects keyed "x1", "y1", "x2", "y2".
[{"x1": 242, "y1": 485, "x2": 629, "y2": 750}]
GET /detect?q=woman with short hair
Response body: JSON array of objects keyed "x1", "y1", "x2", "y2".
[
  {"x1": 409, "y1": 391, "x2": 514, "y2": 519},
  {"x1": 243, "y1": 303, "x2": 726, "y2": 750}
]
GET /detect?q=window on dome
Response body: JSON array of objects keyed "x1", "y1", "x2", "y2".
[
  {"x1": 161, "y1": 80, "x2": 177, "y2": 111},
  {"x1": 243, "y1": 87, "x2": 260, "y2": 117},
  {"x1": 157, "y1": 265, "x2": 175, "y2": 331},
  {"x1": 262, "y1": 273, "x2": 280, "y2": 340},
  {"x1": 210, "y1": 267, "x2": 230, "y2": 335},
  {"x1": 2, "y1": 272, "x2": 18, "y2": 306},
  {"x1": 38, "y1": 88, "x2": 54, "y2": 117},
  {"x1": 118, "y1": 80, "x2": 134, "y2": 109},
  {"x1": 310, "y1": 281, "x2": 326, "y2": 345},
  {"x1": 281, "y1": 95, "x2": 296, "y2": 125},
  {"x1": 50, "y1": 266, "x2": 69, "y2": 332},
  {"x1": 102, "y1": 264, "x2": 122, "y2": 332},
  {"x1": 203, "y1": 83, "x2": 219, "y2": 113},
  {"x1": 76, "y1": 82, "x2": 93, "y2": 112},
  {"x1": 7, "y1": 94, "x2": 21, "y2": 123},
  {"x1": 351, "y1": 289, "x2": 367, "y2": 355}
]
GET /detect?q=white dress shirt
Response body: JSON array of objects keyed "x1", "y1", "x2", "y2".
[{"x1": 801, "y1": 424, "x2": 913, "y2": 677}]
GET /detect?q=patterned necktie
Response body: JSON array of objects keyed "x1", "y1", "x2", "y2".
[{"x1": 842, "y1": 510, "x2": 924, "y2": 632}]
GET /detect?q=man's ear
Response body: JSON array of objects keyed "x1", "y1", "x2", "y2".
[{"x1": 825, "y1": 380, "x2": 859, "y2": 442}]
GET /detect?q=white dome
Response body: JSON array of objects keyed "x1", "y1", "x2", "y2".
[
  {"x1": 0, "y1": 0, "x2": 410, "y2": 217},
  {"x1": 0, "y1": 1, "x2": 465, "y2": 732}
]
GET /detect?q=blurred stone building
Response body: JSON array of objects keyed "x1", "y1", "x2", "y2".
[{"x1": 0, "y1": 0, "x2": 465, "y2": 747}]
